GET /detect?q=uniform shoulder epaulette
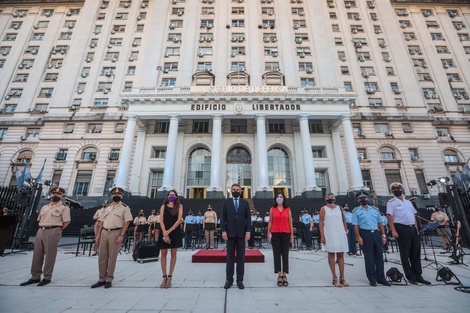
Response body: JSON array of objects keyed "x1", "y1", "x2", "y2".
[
  {"x1": 121, "y1": 202, "x2": 128, "y2": 207},
  {"x1": 370, "y1": 206, "x2": 380, "y2": 211},
  {"x1": 388, "y1": 198, "x2": 395, "y2": 202}
]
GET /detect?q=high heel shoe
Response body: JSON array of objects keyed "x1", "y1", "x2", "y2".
[
  {"x1": 160, "y1": 275, "x2": 167, "y2": 288},
  {"x1": 340, "y1": 278, "x2": 349, "y2": 287},
  {"x1": 282, "y1": 276, "x2": 289, "y2": 287},
  {"x1": 332, "y1": 278, "x2": 342, "y2": 288},
  {"x1": 165, "y1": 275, "x2": 172, "y2": 288}
]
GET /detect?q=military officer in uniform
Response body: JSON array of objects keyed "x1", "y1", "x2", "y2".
[
  {"x1": 386, "y1": 182, "x2": 431, "y2": 285},
  {"x1": 203, "y1": 205, "x2": 217, "y2": 249},
  {"x1": 352, "y1": 192, "x2": 390, "y2": 286},
  {"x1": 301, "y1": 209, "x2": 313, "y2": 250},
  {"x1": 133, "y1": 209, "x2": 147, "y2": 249},
  {"x1": 91, "y1": 187, "x2": 132, "y2": 289},
  {"x1": 92, "y1": 201, "x2": 108, "y2": 256},
  {"x1": 20, "y1": 187, "x2": 71, "y2": 287},
  {"x1": 147, "y1": 209, "x2": 158, "y2": 241}
]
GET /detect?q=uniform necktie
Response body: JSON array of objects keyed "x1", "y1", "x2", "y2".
[{"x1": 234, "y1": 199, "x2": 239, "y2": 213}]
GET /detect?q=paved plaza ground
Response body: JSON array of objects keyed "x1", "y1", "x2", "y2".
[{"x1": 1, "y1": 236, "x2": 469, "y2": 313}]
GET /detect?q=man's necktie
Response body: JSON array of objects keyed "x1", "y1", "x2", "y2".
[{"x1": 234, "y1": 199, "x2": 239, "y2": 213}]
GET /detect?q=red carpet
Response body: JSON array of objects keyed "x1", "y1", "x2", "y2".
[{"x1": 192, "y1": 249, "x2": 265, "y2": 263}]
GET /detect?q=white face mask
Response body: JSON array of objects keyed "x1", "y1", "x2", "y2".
[{"x1": 276, "y1": 198, "x2": 283, "y2": 204}]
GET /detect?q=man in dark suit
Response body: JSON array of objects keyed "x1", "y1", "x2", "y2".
[{"x1": 220, "y1": 183, "x2": 251, "y2": 290}]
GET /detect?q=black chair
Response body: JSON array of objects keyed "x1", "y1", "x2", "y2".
[
  {"x1": 311, "y1": 227, "x2": 321, "y2": 250},
  {"x1": 75, "y1": 226, "x2": 95, "y2": 257},
  {"x1": 123, "y1": 227, "x2": 135, "y2": 253}
]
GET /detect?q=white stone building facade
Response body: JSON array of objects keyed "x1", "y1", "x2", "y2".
[{"x1": 0, "y1": 0, "x2": 469, "y2": 199}]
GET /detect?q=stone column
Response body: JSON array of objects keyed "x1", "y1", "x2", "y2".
[
  {"x1": 159, "y1": 114, "x2": 180, "y2": 195},
  {"x1": 298, "y1": 114, "x2": 318, "y2": 191},
  {"x1": 341, "y1": 116, "x2": 364, "y2": 190},
  {"x1": 331, "y1": 126, "x2": 348, "y2": 194},
  {"x1": 115, "y1": 115, "x2": 137, "y2": 190},
  {"x1": 129, "y1": 127, "x2": 146, "y2": 195},
  {"x1": 255, "y1": 114, "x2": 270, "y2": 197},
  {"x1": 208, "y1": 114, "x2": 224, "y2": 198}
]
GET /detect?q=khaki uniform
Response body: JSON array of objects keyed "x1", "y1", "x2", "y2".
[
  {"x1": 147, "y1": 214, "x2": 157, "y2": 240},
  {"x1": 93, "y1": 207, "x2": 106, "y2": 253},
  {"x1": 431, "y1": 211, "x2": 450, "y2": 237},
  {"x1": 31, "y1": 202, "x2": 71, "y2": 280},
  {"x1": 203, "y1": 210, "x2": 218, "y2": 248},
  {"x1": 97, "y1": 202, "x2": 132, "y2": 283}
]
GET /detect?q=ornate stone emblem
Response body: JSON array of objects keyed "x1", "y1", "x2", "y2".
[{"x1": 233, "y1": 102, "x2": 245, "y2": 115}]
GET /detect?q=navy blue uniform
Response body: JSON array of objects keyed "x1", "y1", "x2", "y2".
[{"x1": 353, "y1": 205, "x2": 387, "y2": 284}]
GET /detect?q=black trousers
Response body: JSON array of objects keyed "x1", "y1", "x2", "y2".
[
  {"x1": 226, "y1": 236, "x2": 246, "y2": 283},
  {"x1": 271, "y1": 232, "x2": 290, "y2": 274},
  {"x1": 395, "y1": 224, "x2": 422, "y2": 280},
  {"x1": 301, "y1": 226, "x2": 312, "y2": 248}
]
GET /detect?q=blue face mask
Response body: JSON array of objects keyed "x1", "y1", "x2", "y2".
[
  {"x1": 360, "y1": 199, "x2": 369, "y2": 206},
  {"x1": 276, "y1": 198, "x2": 283, "y2": 204},
  {"x1": 168, "y1": 196, "x2": 176, "y2": 202}
]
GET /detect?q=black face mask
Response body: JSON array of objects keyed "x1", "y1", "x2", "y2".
[
  {"x1": 112, "y1": 196, "x2": 121, "y2": 202},
  {"x1": 139, "y1": 214, "x2": 143, "y2": 216},
  {"x1": 326, "y1": 199, "x2": 335, "y2": 204},
  {"x1": 51, "y1": 196, "x2": 61, "y2": 202},
  {"x1": 232, "y1": 191, "x2": 241, "y2": 198},
  {"x1": 393, "y1": 190, "x2": 403, "y2": 197}
]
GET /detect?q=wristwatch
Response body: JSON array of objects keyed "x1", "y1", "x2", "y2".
[
  {"x1": 119, "y1": 233, "x2": 125, "y2": 236},
  {"x1": 382, "y1": 234, "x2": 386, "y2": 238}
]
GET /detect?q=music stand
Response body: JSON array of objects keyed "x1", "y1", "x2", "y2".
[{"x1": 421, "y1": 221, "x2": 442, "y2": 270}]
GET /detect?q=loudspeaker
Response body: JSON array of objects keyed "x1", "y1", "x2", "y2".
[
  {"x1": 436, "y1": 266, "x2": 461, "y2": 285},
  {"x1": 386, "y1": 267, "x2": 405, "y2": 284}
]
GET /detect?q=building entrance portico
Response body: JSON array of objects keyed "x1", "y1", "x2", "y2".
[{"x1": 117, "y1": 86, "x2": 364, "y2": 199}]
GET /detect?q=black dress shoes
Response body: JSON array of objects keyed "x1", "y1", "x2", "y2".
[
  {"x1": 408, "y1": 279, "x2": 418, "y2": 285},
  {"x1": 224, "y1": 281, "x2": 233, "y2": 289},
  {"x1": 369, "y1": 282, "x2": 377, "y2": 286},
  {"x1": 377, "y1": 281, "x2": 392, "y2": 286},
  {"x1": 416, "y1": 277, "x2": 432, "y2": 285},
  {"x1": 37, "y1": 279, "x2": 51, "y2": 286},
  {"x1": 237, "y1": 282, "x2": 245, "y2": 289},
  {"x1": 91, "y1": 281, "x2": 106, "y2": 288},
  {"x1": 104, "y1": 282, "x2": 112, "y2": 288},
  {"x1": 20, "y1": 279, "x2": 40, "y2": 286}
]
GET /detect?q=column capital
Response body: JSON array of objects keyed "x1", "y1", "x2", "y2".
[
  {"x1": 168, "y1": 114, "x2": 180, "y2": 121},
  {"x1": 341, "y1": 115, "x2": 352, "y2": 122},
  {"x1": 255, "y1": 113, "x2": 268, "y2": 120},
  {"x1": 126, "y1": 114, "x2": 138, "y2": 122},
  {"x1": 211, "y1": 113, "x2": 224, "y2": 120},
  {"x1": 297, "y1": 113, "x2": 311, "y2": 121}
]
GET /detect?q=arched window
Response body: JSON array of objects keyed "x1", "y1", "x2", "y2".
[
  {"x1": 186, "y1": 148, "x2": 211, "y2": 186},
  {"x1": 16, "y1": 150, "x2": 33, "y2": 163},
  {"x1": 268, "y1": 148, "x2": 291, "y2": 186},
  {"x1": 262, "y1": 71, "x2": 285, "y2": 86},
  {"x1": 192, "y1": 70, "x2": 215, "y2": 86},
  {"x1": 443, "y1": 149, "x2": 460, "y2": 163},
  {"x1": 226, "y1": 147, "x2": 252, "y2": 196},
  {"x1": 81, "y1": 147, "x2": 97, "y2": 161},
  {"x1": 380, "y1": 146, "x2": 397, "y2": 160},
  {"x1": 227, "y1": 71, "x2": 250, "y2": 86}
]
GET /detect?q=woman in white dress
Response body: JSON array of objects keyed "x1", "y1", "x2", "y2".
[{"x1": 320, "y1": 193, "x2": 349, "y2": 287}]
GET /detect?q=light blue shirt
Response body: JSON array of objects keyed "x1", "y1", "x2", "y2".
[
  {"x1": 381, "y1": 215, "x2": 388, "y2": 225},
  {"x1": 313, "y1": 214, "x2": 320, "y2": 224},
  {"x1": 301, "y1": 214, "x2": 312, "y2": 225},
  {"x1": 344, "y1": 211, "x2": 353, "y2": 224},
  {"x1": 352, "y1": 206, "x2": 382, "y2": 230},
  {"x1": 184, "y1": 215, "x2": 196, "y2": 224}
]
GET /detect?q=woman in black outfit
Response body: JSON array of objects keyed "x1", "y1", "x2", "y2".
[{"x1": 158, "y1": 190, "x2": 183, "y2": 288}]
